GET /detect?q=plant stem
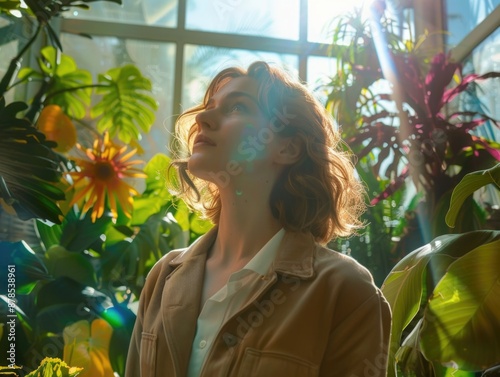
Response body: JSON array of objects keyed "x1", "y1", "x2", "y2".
[
  {"x1": 73, "y1": 118, "x2": 101, "y2": 138},
  {"x1": 0, "y1": 23, "x2": 43, "y2": 97},
  {"x1": 44, "y1": 84, "x2": 109, "y2": 101},
  {"x1": 25, "y1": 78, "x2": 50, "y2": 123}
]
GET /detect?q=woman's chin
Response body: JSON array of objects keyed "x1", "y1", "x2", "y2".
[{"x1": 188, "y1": 157, "x2": 217, "y2": 180}]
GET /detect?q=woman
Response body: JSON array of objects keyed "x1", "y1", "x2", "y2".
[{"x1": 126, "y1": 61, "x2": 391, "y2": 377}]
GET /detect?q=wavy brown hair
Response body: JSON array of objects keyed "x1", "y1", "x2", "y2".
[{"x1": 169, "y1": 61, "x2": 366, "y2": 244}]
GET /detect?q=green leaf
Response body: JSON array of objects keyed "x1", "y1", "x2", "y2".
[
  {"x1": 446, "y1": 163, "x2": 500, "y2": 227},
  {"x1": 59, "y1": 208, "x2": 112, "y2": 252},
  {"x1": 0, "y1": 0, "x2": 21, "y2": 11},
  {"x1": 381, "y1": 243, "x2": 432, "y2": 377},
  {"x1": 394, "y1": 319, "x2": 435, "y2": 377},
  {"x1": 131, "y1": 153, "x2": 173, "y2": 224},
  {"x1": 0, "y1": 97, "x2": 64, "y2": 223},
  {"x1": 45, "y1": 245, "x2": 97, "y2": 287},
  {"x1": 0, "y1": 241, "x2": 50, "y2": 294},
  {"x1": 172, "y1": 200, "x2": 190, "y2": 231},
  {"x1": 143, "y1": 153, "x2": 172, "y2": 197},
  {"x1": 91, "y1": 64, "x2": 158, "y2": 143},
  {"x1": 102, "y1": 209, "x2": 182, "y2": 296},
  {"x1": 190, "y1": 214, "x2": 212, "y2": 235},
  {"x1": 420, "y1": 238, "x2": 500, "y2": 371},
  {"x1": 381, "y1": 231, "x2": 500, "y2": 377},
  {"x1": 36, "y1": 46, "x2": 93, "y2": 119},
  {"x1": 36, "y1": 219, "x2": 63, "y2": 249}
]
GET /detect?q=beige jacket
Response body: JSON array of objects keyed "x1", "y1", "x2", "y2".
[{"x1": 125, "y1": 227, "x2": 392, "y2": 377}]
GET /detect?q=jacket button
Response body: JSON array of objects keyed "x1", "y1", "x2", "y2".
[
  {"x1": 222, "y1": 332, "x2": 239, "y2": 347},
  {"x1": 199, "y1": 340, "x2": 207, "y2": 349}
]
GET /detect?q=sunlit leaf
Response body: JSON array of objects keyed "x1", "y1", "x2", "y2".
[
  {"x1": 132, "y1": 153, "x2": 173, "y2": 224},
  {"x1": 45, "y1": 245, "x2": 97, "y2": 287},
  {"x1": 91, "y1": 65, "x2": 158, "y2": 143},
  {"x1": 36, "y1": 46, "x2": 92, "y2": 119},
  {"x1": 446, "y1": 163, "x2": 500, "y2": 227},
  {"x1": 382, "y1": 231, "x2": 500, "y2": 377},
  {"x1": 420, "y1": 239, "x2": 500, "y2": 371}
]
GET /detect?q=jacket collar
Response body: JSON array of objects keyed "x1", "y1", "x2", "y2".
[{"x1": 169, "y1": 226, "x2": 316, "y2": 279}]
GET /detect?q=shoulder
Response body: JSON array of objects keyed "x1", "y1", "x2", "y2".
[
  {"x1": 314, "y1": 244, "x2": 374, "y2": 285},
  {"x1": 145, "y1": 247, "x2": 185, "y2": 283},
  {"x1": 312, "y1": 244, "x2": 383, "y2": 306}
]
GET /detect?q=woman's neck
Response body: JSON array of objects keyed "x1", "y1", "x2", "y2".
[{"x1": 209, "y1": 174, "x2": 282, "y2": 268}]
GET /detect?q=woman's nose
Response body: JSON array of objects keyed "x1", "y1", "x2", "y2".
[{"x1": 195, "y1": 109, "x2": 216, "y2": 130}]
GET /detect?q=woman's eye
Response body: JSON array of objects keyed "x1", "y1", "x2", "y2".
[{"x1": 229, "y1": 103, "x2": 246, "y2": 113}]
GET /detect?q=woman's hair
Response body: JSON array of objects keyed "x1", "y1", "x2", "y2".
[{"x1": 169, "y1": 61, "x2": 366, "y2": 244}]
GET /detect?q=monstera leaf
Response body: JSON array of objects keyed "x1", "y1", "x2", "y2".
[
  {"x1": 18, "y1": 46, "x2": 93, "y2": 119},
  {"x1": 0, "y1": 98, "x2": 64, "y2": 223},
  {"x1": 91, "y1": 65, "x2": 158, "y2": 143}
]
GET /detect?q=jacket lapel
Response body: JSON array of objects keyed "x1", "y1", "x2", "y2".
[{"x1": 161, "y1": 227, "x2": 218, "y2": 376}]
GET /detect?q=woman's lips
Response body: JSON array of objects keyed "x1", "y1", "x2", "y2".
[{"x1": 193, "y1": 134, "x2": 216, "y2": 147}]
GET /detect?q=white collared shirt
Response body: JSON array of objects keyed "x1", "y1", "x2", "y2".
[{"x1": 186, "y1": 228, "x2": 285, "y2": 377}]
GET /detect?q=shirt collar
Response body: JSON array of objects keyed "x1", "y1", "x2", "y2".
[
  {"x1": 243, "y1": 228, "x2": 285, "y2": 276},
  {"x1": 169, "y1": 226, "x2": 315, "y2": 279}
]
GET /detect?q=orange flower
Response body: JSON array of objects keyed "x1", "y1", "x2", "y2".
[{"x1": 68, "y1": 133, "x2": 146, "y2": 222}]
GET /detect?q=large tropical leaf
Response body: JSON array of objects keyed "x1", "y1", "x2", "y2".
[
  {"x1": 91, "y1": 65, "x2": 158, "y2": 143},
  {"x1": 382, "y1": 242, "x2": 434, "y2": 377},
  {"x1": 446, "y1": 163, "x2": 500, "y2": 227},
  {"x1": 0, "y1": 98, "x2": 64, "y2": 223},
  {"x1": 381, "y1": 231, "x2": 500, "y2": 377},
  {"x1": 419, "y1": 239, "x2": 500, "y2": 371}
]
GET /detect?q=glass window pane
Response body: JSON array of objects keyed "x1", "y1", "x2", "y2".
[
  {"x1": 61, "y1": 34, "x2": 176, "y2": 161},
  {"x1": 307, "y1": 55, "x2": 337, "y2": 105},
  {"x1": 186, "y1": 0, "x2": 299, "y2": 40},
  {"x1": 446, "y1": 0, "x2": 500, "y2": 47},
  {"x1": 64, "y1": 0, "x2": 178, "y2": 27},
  {"x1": 463, "y1": 27, "x2": 500, "y2": 140},
  {"x1": 182, "y1": 45, "x2": 298, "y2": 108},
  {"x1": 308, "y1": 0, "x2": 369, "y2": 43}
]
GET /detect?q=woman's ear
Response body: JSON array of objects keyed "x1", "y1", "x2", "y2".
[{"x1": 274, "y1": 136, "x2": 302, "y2": 165}]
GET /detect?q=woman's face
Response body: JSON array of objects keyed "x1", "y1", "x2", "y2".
[{"x1": 188, "y1": 76, "x2": 280, "y2": 187}]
